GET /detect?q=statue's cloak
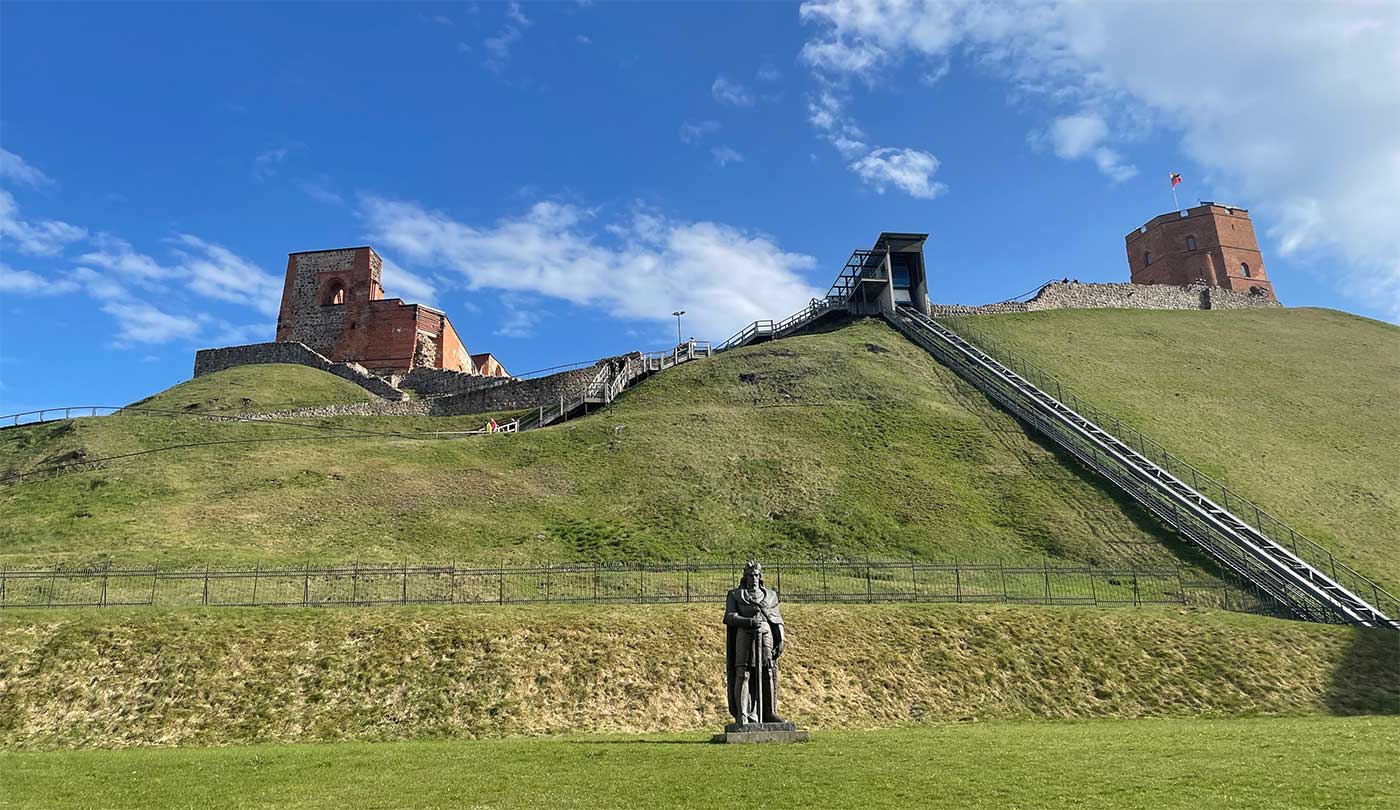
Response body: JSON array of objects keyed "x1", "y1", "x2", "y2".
[{"x1": 724, "y1": 585, "x2": 784, "y2": 722}]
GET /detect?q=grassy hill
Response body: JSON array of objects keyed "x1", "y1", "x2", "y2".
[
  {"x1": 2, "y1": 603, "x2": 1394, "y2": 749},
  {"x1": 942, "y1": 307, "x2": 1400, "y2": 591},
  {"x1": 130, "y1": 363, "x2": 375, "y2": 413},
  {"x1": 0, "y1": 320, "x2": 1178, "y2": 569}
]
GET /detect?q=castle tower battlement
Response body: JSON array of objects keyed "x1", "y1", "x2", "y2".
[{"x1": 1125, "y1": 203, "x2": 1275, "y2": 300}]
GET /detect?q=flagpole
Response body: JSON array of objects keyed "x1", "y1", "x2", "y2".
[{"x1": 1172, "y1": 185, "x2": 1180, "y2": 212}]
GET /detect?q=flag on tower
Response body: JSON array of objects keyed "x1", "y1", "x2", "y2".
[{"x1": 1169, "y1": 172, "x2": 1183, "y2": 188}]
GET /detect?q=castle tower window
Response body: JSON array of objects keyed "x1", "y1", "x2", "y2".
[
  {"x1": 1240, "y1": 262, "x2": 1251, "y2": 278},
  {"x1": 1144, "y1": 251, "x2": 1152, "y2": 266},
  {"x1": 323, "y1": 280, "x2": 346, "y2": 305},
  {"x1": 1186, "y1": 235, "x2": 1197, "y2": 250}
]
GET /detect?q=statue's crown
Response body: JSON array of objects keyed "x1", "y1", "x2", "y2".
[{"x1": 743, "y1": 559, "x2": 762, "y2": 576}]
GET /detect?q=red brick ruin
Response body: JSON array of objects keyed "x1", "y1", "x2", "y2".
[
  {"x1": 274, "y1": 246, "x2": 507, "y2": 377},
  {"x1": 1125, "y1": 203, "x2": 1276, "y2": 299}
]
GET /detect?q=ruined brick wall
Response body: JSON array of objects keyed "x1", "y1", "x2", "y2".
[
  {"x1": 928, "y1": 281, "x2": 1280, "y2": 317},
  {"x1": 438, "y1": 318, "x2": 474, "y2": 373}
]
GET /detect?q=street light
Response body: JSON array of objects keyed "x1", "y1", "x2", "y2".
[{"x1": 671, "y1": 310, "x2": 686, "y2": 347}]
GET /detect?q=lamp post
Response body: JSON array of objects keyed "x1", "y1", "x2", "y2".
[{"x1": 671, "y1": 310, "x2": 685, "y2": 347}]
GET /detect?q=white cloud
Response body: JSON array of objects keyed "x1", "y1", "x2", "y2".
[
  {"x1": 495, "y1": 294, "x2": 541, "y2": 338},
  {"x1": 757, "y1": 61, "x2": 782, "y2": 82},
  {"x1": 253, "y1": 146, "x2": 293, "y2": 180},
  {"x1": 69, "y1": 267, "x2": 201, "y2": 344},
  {"x1": 849, "y1": 148, "x2": 946, "y2": 199},
  {"x1": 359, "y1": 196, "x2": 822, "y2": 340},
  {"x1": 680, "y1": 120, "x2": 721, "y2": 143},
  {"x1": 0, "y1": 263, "x2": 79, "y2": 296},
  {"x1": 77, "y1": 236, "x2": 173, "y2": 282},
  {"x1": 379, "y1": 255, "x2": 437, "y2": 303},
  {"x1": 168, "y1": 234, "x2": 284, "y2": 316},
  {"x1": 0, "y1": 190, "x2": 87, "y2": 256},
  {"x1": 711, "y1": 146, "x2": 744, "y2": 167},
  {"x1": 797, "y1": 0, "x2": 1400, "y2": 317},
  {"x1": 1032, "y1": 113, "x2": 1138, "y2": 182},
  {"x1": 0, "y1": 148, "x2": 52, "y2": 188},
  {"x1": 99, "y1": 299, "x2": 202, "y2": 344},
  {"x1": 484, "y1": 2, "x2": 531, "y2": 72},
  {"x1": 711, "y1": 76, "x2": 755, "y2": 107},
  {"x1": 301, "y1": 181, "x2": 345, "y2": 206}
]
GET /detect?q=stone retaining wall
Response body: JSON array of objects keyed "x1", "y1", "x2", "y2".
[
  {"x1": 398, "y1": 367, "x2": 512, "y2": 398},
  {"x1": 192, "y1": 342, "x2": 406, "y2": 400},
  {"x1": 929, "y1": 281, "x2": 1281, "y2": 318},
  {"x1": 421, "y1": 356, "x2": 635, "y2": 416}
]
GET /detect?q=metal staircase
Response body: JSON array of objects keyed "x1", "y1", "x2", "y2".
[
  {"x1": 888, "y1": 305, "x2": 1398, "y2": 629},
  {"x1": 717, "y1": 296, "x2": 847, "y2": 351},
  {"x1": 517, "y1": 340, "x2": 713, "y2": 430}
]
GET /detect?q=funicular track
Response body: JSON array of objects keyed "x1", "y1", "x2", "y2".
[{"x1": 888, "y1": 305, "x2": 1398, "y2": 629}]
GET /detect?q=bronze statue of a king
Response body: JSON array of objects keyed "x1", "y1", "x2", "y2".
[{"x1": 723, "y1": 560, "x2": 785, "y2": 726}]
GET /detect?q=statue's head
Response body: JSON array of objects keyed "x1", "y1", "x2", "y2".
[{"x1": 742, "y1": 560, "x2": 763, "y2": 588}]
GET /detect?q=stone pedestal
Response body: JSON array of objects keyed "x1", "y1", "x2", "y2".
[{"x1": 711, "y1": 722, "x2": 809, "y2": 744}]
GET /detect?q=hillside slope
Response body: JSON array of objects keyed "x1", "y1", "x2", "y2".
[
  {"x1": 0, "y1": 320, "x2": 1176, "y2": 568},
  {"x1": 2, "y1": 604, "x2": 1393, "y2": 749},
  {"x1": 131, "y1": 363, "x2": 375, "y2": 413},
  {"x1": 942, "y1": 307, "x2": 1400, "y2": 591}
]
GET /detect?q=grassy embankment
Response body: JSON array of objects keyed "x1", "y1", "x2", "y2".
[
  {"x1": 942, "y1": 307, "x2": 1400, "y2": 592},
  {"x1": 0, "y1": 320, "x2": 1180, "y2": 569},
  {"x1": 3, "y1": 717, "x2": 1397, "y2": 810},
  {"x1": 2, "y1": 603, "x2": 1394, "y2": 749}
]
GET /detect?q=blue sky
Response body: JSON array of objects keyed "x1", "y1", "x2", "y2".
[{"x1": 3, "y1": 1, "x2": 1397, "y2": 413}]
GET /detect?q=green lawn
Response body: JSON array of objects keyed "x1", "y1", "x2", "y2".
[
  {"x1": 0, "y1": 320, "x2": 1180, "y2": 569},
  {"x1": 3, "y1": 717, "x2": 1396, "y2": 809},
  {"x1": 943, "y1": 307, "x2": 1400, "y2": 592}
]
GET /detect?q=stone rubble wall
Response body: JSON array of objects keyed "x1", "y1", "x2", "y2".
[
  {"x1": 398, "y1": 367, "x2": 512, "y2": 398},
  {"x1": 237, "y1": 400, "x2": 433, "y2": 421},
  {"x1": 421, "y1": 355, "x2": 638, "y2": 417},
  {"x1": 928, "y1": 281, "x2": 1281, "y2": 318},
  {"x1": 192, "y1": 342, "x2": 407, "y2": 401}
]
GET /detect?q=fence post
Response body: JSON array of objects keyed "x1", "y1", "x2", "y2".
[
  {"x1": 401, "y1": 565, "x2": 408, "y2": 605},
  {"x1": 203, "y1": 565, "x2": 210, "y2": 606},
  {"x1": 1176, "y1": 567, "x2": 1186, "y2": 604},
  {"x1": 1088, "y1": 564, "x2": 1097, "y2": 606},
  {"x1": 1043, "y1": 560, "x2": 1051, "y2": 605},
  {"x1": 684, "y1": 560, "x2": 691, "y2": 604},
  {"x1": 499, "y1": 566, "x2": 505, "y2": 605},
  {"x1": 251, "y1": 564, "x2": 259, "y2": 606},
  {"x1": 910, "y1": 557, "x2": 918, "y2": 602},
  {"x1": 1132, "y1": 572, "x2": 1141, "y2": 607},
  {"x1": 303, "y1": 564, "x2": 310, "y2": 607},
  {"x1": 101, "y1": 567, "x2": 109, "y2": 608},
  {"x1": 593, "y1": 563, "x2": 599, "y2": 604},
  {"x1": 865, "y1": 560, "x2": 873, "y2": 604},
  {"x1": 954, "y1": 566, "x2": 961, "y2": 603},
  {"x1": 1000, "y1": 563, "x2": 1009, "y2": 603}
]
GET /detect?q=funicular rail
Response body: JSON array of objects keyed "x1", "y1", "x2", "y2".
[{"x1": 889, "y1": 306, "x2": 1397, "y2": 629}]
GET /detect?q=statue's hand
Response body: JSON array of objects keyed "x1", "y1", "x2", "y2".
[
  {"x1": 773, "y1": 645, "x2": 783, "y2": 661},
  {"x1": 748, "y1": 616, "x2": 763, "y2": 628}
]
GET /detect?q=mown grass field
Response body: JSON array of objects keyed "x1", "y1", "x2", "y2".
[
  {"x1": 4, "y1": 717, "x2": 1396, "y2": 810},
  {"x1": 130, "y1": 363, "x2": 376, "y2": 413},
  {"x1": 3, "y1": 603, "x2": 1394, "y2": 749},
  {"x1": 943, "y1": 307, "x2": 1400, "y2": 592},
  {"x1": 0, "y1": 320, "x2": 1179, "y2": 569}
]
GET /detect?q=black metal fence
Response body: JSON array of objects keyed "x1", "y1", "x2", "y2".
[{"x1": 0, "y1": 560, "x2": 1281, "y2": 612}]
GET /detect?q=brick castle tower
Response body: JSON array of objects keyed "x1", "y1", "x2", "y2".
[
  {"x1": 275, "y1": 246, "x2": 488, "y2": 375},
  {"x1": 1124, "y1": 202, "x2": 1275, "y2": 299}
]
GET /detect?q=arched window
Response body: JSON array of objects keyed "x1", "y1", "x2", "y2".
[
  {"x1": 1186, "y1": 235, "x2": 1197, "y2": 250},
  {"x1": 323, "y1": 280, "x2": 346, "y2": 305},
  {"x1": 1240, "y1": 262, "x2": 1251, "y2": 278},
  {"x1": 1144, "y1": 251, "x2": 1152, "y2": 266}
]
